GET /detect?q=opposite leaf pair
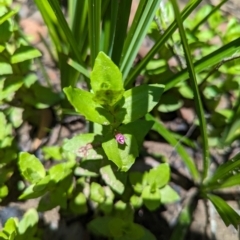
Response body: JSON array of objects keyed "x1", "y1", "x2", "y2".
[{"x1": 64, "y1": 52, "x2": 164, "y2": 171}]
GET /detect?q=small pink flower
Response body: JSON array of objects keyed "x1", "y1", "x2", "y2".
[{"x1": 115, "y1": 133, "x2": 125, "y2": 145}]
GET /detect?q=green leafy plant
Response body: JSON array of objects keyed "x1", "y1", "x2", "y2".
[
  {"x1": 64, "y1": 51, "x2": 164, "y2": 171},
  {"x1": 1, "y1": 0, "x2": 240, "y2": 239}
]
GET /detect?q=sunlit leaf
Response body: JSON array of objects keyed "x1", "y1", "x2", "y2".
[
  {"x1": 18, "y1": 152, "x2": 46, "y2": 184},
  {"x1": 11, "y1": 46, "x2": 42, "y2": 63}
]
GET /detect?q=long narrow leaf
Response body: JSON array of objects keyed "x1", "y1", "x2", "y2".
[
  {"x1": 207, "y1": 194, "x2": 240, "y2": 229},
  {"x1": 214, "y1": 174, "x2": 240, "y2": 190},
  {"x1": 34, "y1": 0, "x2": 63, "y2": 52},
  {"x1": 0, "y1": 8, "x2": 18, "y2": 24},
  {"x1": 67, "y1": 58, "x2": 90, "y2": 79},
  {"x1": 88, "y1": 0, "x2": 101, "y2": 67},
  {"x1": 111, "y1": 0, "x2": 132, "y2": 64},
  {"x1": 47, "y1": 0, "x2": 87, "y2": 68},
  {"x1": 69, "y1": 0, "x2": 88, "y2": 52},
  {"x1": 164, "y1": 37, "x2": 240, "y2": 91},
  {"x1": 120, "y1": 0, "x2": 161, "y2": 80},
  {"x1": 205, "y1": 152, "x2": 240, "y2": 186},
  {"x1": 125, "y1": 0, "x2": 202, "y2": 88},
  {"x1": 172, "y1": 0, "x2": 209, "y2": 181},
  {"x1": 192, "y1": 0, "x2": 228, "y2": 32},
  {"x1": 146, "y1": 114, "x2": 199, "y2": 181}
]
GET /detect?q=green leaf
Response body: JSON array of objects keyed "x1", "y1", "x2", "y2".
[
  {"x1": 0, "y1": 8, "x2": 18, "y2": 25},
  {"x1": 207, "y1": 194, "x2": 240, "y2": 229},
  {"x1": 147, "y1": 163, "x2": 170, "y2": 189},
  {"x1": 20, "y1": 83, "x2": 60, "y2": 109},
  {"x1": 69, "y1": 192, "x2": 88, "y2": 214},
  {"x1": 164, "y1": 37, "x2": 240, "y2": 91},
  {"x1": 0, "y1": 232, "x2": 8, "y2": 239},
  {"x1": 0, "y1": 185, "x2": 8, "y2": 198},
  {"x1": 18, "y1": 152, "x2": 46, "y2": 184},
  {"x1": 215, "y1": 174, "x2": 240, "y2": 190},
  {"x1": 130, "y1": 195, "x2": 143, "y2": 208},
  {"x1": 114, "y1": 84, "x2": 164, "y2": 124},
  {"x1": 102, "y1": 133, "x2": 139, "y2": 171},
  {"x1": 99, "y1": 186, "x2": 114, "y2": 214},
  {"x1": 75, "y1": 160, "x2": 102, "y2": 177},
  {"x1": 178, "y1": 84, "x2": 194, "y2": 99},
  {"x1": 88, "y1": 0, "x2": 101, "y2": 67},
  {"x1": 0, "y1": 112, "x2": 7, "y2": 140},
  {"x1": 67, "y1": 58, "x2": 90, "y2": 78},
  {"x1": 125, "y1": 0, "x2": 202, "y2": 88},
  {"x1": 100, "y1": 165, "x2": 124, "y2": 194},
  {"x1": 0, "y1": 61, "x2": 12, "y2": 75},
  {"x1": 38, "y1": 186, "x2": 68, "y2": 211},
  {"x1": 158, "y1": 94, "x2": 183, "y2": 112},
  {"x1": 17, "y1": 209, "x2": 38, "y2": 236},
  {"x1": 2, "y1": 218, "x2": 17, "y2": 239},
  {"x1": 205, "y1": 152, "x2": 240, "y2": 187},
  {"x1": 120, "y1": 0, "x2": 161, "y2": 80},
  {"x1": 8, "y1": 107, "x2": 23, "y2": 128},
  {"x1": 146, "y1": 113, "x2": 199, "y2": 181},
  {"x1": 48, "y1": 163, "x2": 73, "y2": 183},
  {"x1": 129, "y1": 172, "x2": 147, "y2": 194},
  {"x1": 46, "y1": 0, "x2": 87, "y2": 69},
  {"x1": 113, "y1": 201, "x2": 134, "y2": 222},
  {"x1": 119, "y1": 119, "x2": 154, "y2": 147},
  {"x1": 42, "y1": 146, "x2": 62, "y2": 160},
  {"x1": 160, "y1": 185, "x2": 180, "y2": 204},
  {"x1": 63, "y1": 133, "x2": 104, "y2": 160},
  {"x1": 142, "y1": 185, "x2": 161, "y2": 211},
  {"x1": 1, "y1": 76, "x2": 23, "y2": 102},
  {"x1": 88, "y1": 216, "x2": 156, "y2": 240},
  {"x1": 11, "y1": 46, "x2": 42, "y2": 63},
  {"x1": 88, "y1": 216, "x2": 120, "y2": 238},
  {"x1": 90, "y1": 182, "x2": 105, "y2": 203},
  {"x1": 90, "y1": 52, "x2": 124, "y2": 106},
  {"x1": 33, "y1": 175, "x2": 53, "y2": 192},
  {"x1": 43, "y1": 175, "x2": 71, "y2": 210},
  {"x1": 0, "y1": 20, "x2": 12, "y2": 44},
  {"x1": 111, "y1": 0, "x2": 132, "y2": 65},
  {"x1": 192, "y1": 0, "x2": 227, "y2": 32},
  {"x1": 171, "y1": 0, "x2": 209, "y2": 181},
  {"x1": 64, "y1": 86, "x2": 114, "y2": 125},
  {"x1": 18, "y1": 184, "x2": 47, "y2": 200},
  {"x1": 223, "y1": 118, "x2": 240, "y2": 144}
]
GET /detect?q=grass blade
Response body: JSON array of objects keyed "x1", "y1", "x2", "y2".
[
  {"x1": 163, "y1": 37, "x2": 240, "y2": 91},
  {"x1": 171, "y1": 0, "x2": 209, "y2": 181},
  {"x1": 47, "y1": 0, "x2": 87, "y2": 67},
  {"x1": 34, "y1": 0, "x2": 63, "y2": 52},
  {"x1": 88, "y1": 0, "x2": 101, "y2": 67},
  {"x1": 120, "y1": 0, "x2": 161, "y2": 80},
  {"x1": 68, "y1": 0, "x2": 88, "y2": 52},
  {"x1": 111, "y1": 0, "x2": 132, "y2": 65},
  {"x1": 125, "y1": 0, "x2": 202, "y2": 88},
  {"x1": 146, "y1": 114, "x2": 199, "y2": 181},
  {"x1": 192, "y1": 0, "x2": 228, "y2": 33},
  {"x1": 67, "y1": 58, "x2": 90, "y2": 79},
  {"x1": 0, "y1": 8, "x2": 18, "y2": 24}
]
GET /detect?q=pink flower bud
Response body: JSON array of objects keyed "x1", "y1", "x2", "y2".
[{"x1": 115, "y1": 133, "x2": 125, "y2": 145}]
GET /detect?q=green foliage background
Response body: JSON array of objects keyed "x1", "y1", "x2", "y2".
[{"x1": 1, "y1": 0, "x2": 240, "y2": 239}]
